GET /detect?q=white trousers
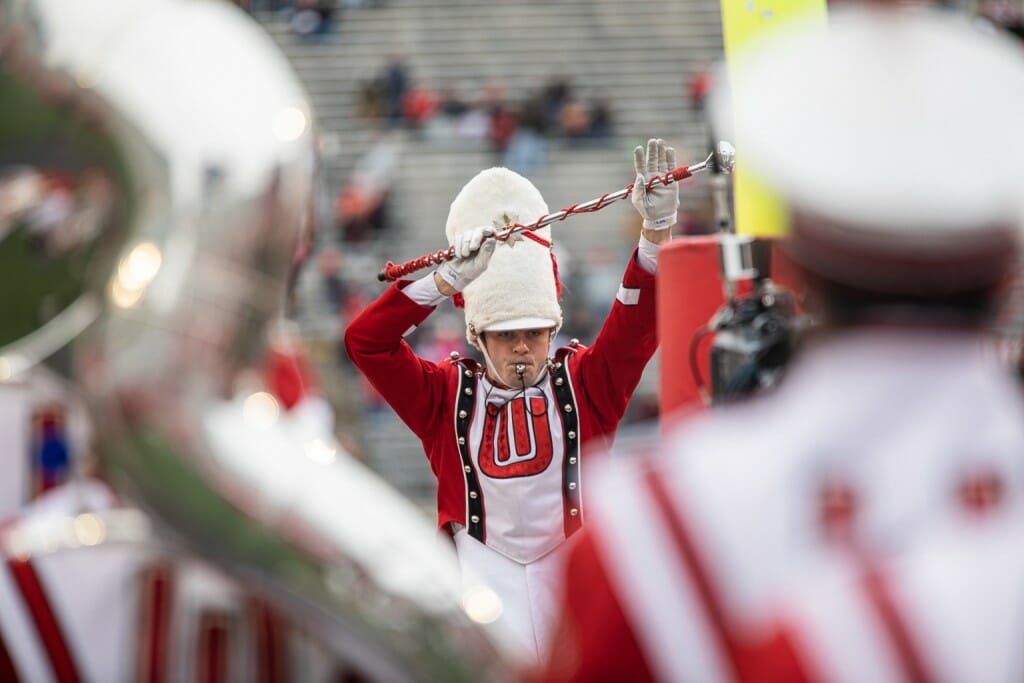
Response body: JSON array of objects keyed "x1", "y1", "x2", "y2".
[{"x1": 453, "y1": 530, "x2": 567, "y2": 664}]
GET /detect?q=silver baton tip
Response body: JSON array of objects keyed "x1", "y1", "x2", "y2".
[{"x1": 716, "y1": 141, "x2": 737, "y2": 174}]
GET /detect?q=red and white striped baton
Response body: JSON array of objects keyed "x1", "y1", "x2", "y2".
[{"x1": 377, "y1": 142, "x2": 736, "y2": 282}]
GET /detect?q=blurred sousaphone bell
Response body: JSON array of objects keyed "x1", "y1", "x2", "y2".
[{"x1": 0, "y1": 0, "x2": 513, "y2": 679}]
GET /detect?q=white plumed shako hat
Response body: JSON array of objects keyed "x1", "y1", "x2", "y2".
[
  {"x1": 445, "y1": 167, "x2": 562, "y2": 346},
  {"x1": 709, "y1": 5, "x2": 1024, "y2": 294}
]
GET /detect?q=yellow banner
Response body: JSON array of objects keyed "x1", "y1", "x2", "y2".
[{"x1": 719, "y1": 0, "x2": 827, "y2": 236}]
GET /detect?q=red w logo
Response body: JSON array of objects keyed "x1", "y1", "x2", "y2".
[{"x1": 477, "y1": 396, "x2": 555, "y2": 478}]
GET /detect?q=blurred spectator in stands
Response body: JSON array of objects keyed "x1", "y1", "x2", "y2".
[
  {"x1": 335, "y1": 183, "x2": 393, "y2": 243},
  {"x1": 357, "y1": 76, "x2": 385, "y2": 120},
  {"x1": 455, "y1": 99, "x2": 491, "y2": 142},
  {"x1": 559, "y1": 96, "x2": 591, "y2": 144},
  {"x1": 540, "y1": 75, "x2": 572, "y2": 131},
  {"x1": 317, "y1": 0, "x2": 337, "y2": 35},
  {"x1": 438, "y1": 81, "x2": 469, "y2": 119},
  {"x1": 477, "y1": 80, "x2": 515, "y2": 153},
  {"x1": 481, "y1": 80, "x2": 507, "y2": 112},
  {"x1": 290, "y1": 1, "x2": 318, "y2": 36},
  {"x1": 402, "y1": 82, "x2": 438, "y2": 132},
  {"x1": 382, "y1": 56, "x2": 409, "y2": 126},
  {"x1": 688, "y1": 66, "x2": 713, "y2": 112},
  {"x1": 586, "y1": 97, "x2": 614, "y2": 141},
  {"x1": 490, "y1": 104, "x2": 518, "y2": 153},
  {"x1": 334, "y1": 137, "x2": 401, "y2": 242},
  {"x1": 417, "y1": 81, "x2": 467, "y2": 141},
  {"x1": 334, "y1": 182, "x2": 373, "y2": 243},
  {"x1": 290, "y1": 0, "x2": 337, "y2": 40},
  {"x1": 502, "y1": 99, "x2": 547, "y2": 177},
  {"x1": 317, "y1": 246, "x2": 348, "y2": 311}
]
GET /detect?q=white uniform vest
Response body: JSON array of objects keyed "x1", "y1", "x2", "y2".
[
  {"x1": 453, "y1": 352, "x2": 583, "y2": 565},
  {"x1": 469, "y1": 374, "x2": 567, "y2": 563}
]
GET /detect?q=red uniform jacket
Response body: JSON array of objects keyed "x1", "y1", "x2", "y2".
[{"x1": 344, "y1": 252, "x2": 658, "y2": 536}]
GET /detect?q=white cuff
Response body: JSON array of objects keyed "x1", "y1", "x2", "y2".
[
  {"x1": 642, "y1": 213, "x2": 677, "y2": 230},
  {"x1": 437, "y1": 261, "x2": 475, "y2": 293},
  {"x1": 401, "y1": 273, "x2": 448, "y2": 307},
  {"x1": 637, "y1": 235, "x2": 660, "y2": 274}
]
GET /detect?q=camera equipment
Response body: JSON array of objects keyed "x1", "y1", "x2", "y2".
[
  {"x1": 693, "y1": 149, "x2": 807, "y2": 405},
  {"x1": 705, "y1": 238, "x2": 801, "y2": 403}
]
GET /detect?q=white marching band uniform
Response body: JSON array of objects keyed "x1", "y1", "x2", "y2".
[
  {"x1": 0, "y1": 372, "x2": 338, "y2": 682},
  {"x1": 583, "y1": 328, "x2": 1024, "y2": 682}
]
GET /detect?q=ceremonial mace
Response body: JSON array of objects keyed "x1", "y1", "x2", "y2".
[{"x1": 377, "y1": 142, "x2": 736, "y2": 282}]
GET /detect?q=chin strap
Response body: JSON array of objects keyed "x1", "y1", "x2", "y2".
[{"x1": 478, "y1": 343, "x2": 499, "y2": 385}]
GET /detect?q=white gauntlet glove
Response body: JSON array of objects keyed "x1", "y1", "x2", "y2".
[
  {"x1": 631, "y1": 138, "x2": 680, "y2": 230},
  {"x1": 436, "y1": 226, "x2": 497, "y2": 292}
]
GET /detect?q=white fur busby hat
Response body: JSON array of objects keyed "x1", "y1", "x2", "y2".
[
  {"x1": 445, "y1": 168, "x2": 562, "y2": 346},
  {"x1": 709, "y1": 6, "x2": 1024, "y2": 294}
]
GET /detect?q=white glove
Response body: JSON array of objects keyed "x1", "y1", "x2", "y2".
[
  {"x1": 631, "y1": 138, "x2": 679, "y2": 230},
  {"x1": 436, "y1": 226, "x2": 497, "y2": 292}
]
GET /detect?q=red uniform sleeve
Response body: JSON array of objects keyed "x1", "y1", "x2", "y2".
[
  {"x1": 343, "y1": 283, "x2": 449, "y2": 439},
  {"x1": 574, "y1": 250, "x2": 658, "y2": 430},
  {"x1": 531, "y1": 531, "x2": 656, "y2": 683}
]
